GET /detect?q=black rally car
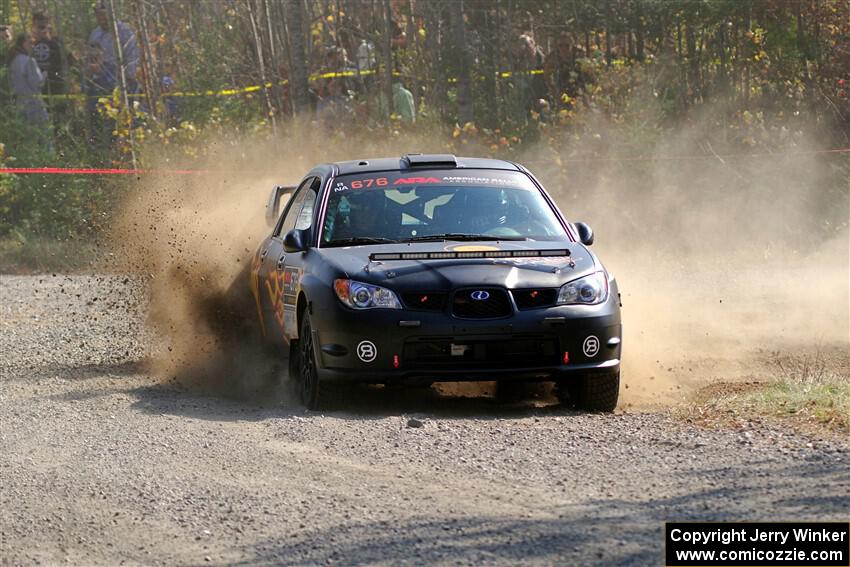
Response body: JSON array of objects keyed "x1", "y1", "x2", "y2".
[{"x1": 250, "y1": 154, "x2": 622, "y2": 410}]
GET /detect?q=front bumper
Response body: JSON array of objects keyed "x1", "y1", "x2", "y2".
[{"x1": 310, "y1": 298, "x2": 622, "y2": 383}]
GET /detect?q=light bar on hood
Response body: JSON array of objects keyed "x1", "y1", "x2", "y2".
[{"x1": 369, "y1": 249, "x2": 571, "y2": 261}]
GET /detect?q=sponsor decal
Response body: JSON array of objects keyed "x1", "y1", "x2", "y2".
[
  {"x1": 450, "y1": 344, "x2": 470, "y2": 356},
  {"x1": 441, "y1": 176, "x2": 514, "y2": 185},
  {"x1": 393, "y1": 176, "x2": 441, "y2": 185},
  {"x1": 582, "y1": 335, "x2": 600, "y2": 357},
  {"x1": 450, "y1": 244, "x2": 500, "y2": 252},
  {"x1": 356, "y1": 340, "x2": 377, "y2": 363},
  {"x1": 264, "y1": 265, "x2": 303, "y2": 340}
]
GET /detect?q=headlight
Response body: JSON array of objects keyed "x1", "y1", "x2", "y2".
[
  {"x1": 557, "y1": 271, "x2": 608, "y2": 305},
  {"x1": 334, "y1": 279, "x2": 401, "y2": 309}
]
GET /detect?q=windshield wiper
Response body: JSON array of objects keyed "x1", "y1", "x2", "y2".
[
  {"x1": 400, "y1": 233, "x2": 527, "y2": 242},
  {"x1": 324, "y1": 237, "x2": 398, "y2": 247}
]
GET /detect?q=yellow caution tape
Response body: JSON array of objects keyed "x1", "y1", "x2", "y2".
[{"x1": 34, "y1": 68, "x2": 545, "y2": 100}]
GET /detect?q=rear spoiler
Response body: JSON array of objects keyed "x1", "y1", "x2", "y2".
[
  {"x1": 369, "y1": 249, "x2": 571, "y2": 262},
  {"x1": 265, "y1": 185, "x2": 297, "y2": 227}
]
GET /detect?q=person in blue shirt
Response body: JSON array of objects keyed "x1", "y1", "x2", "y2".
[
  {"x1": 83, "y1": 42, "x2": 116, "y2": 148},
  {"x1": 88, "y1": 0, "x2": 139, "y2": 93}
]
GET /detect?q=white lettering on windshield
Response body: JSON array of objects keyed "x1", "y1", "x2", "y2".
[{"x1": 441, "y1": 176, "x2": 514, "y2": 185}]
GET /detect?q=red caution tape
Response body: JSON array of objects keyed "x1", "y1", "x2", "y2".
[{"x1": 0, "y1": 167, "x2": 209, "y2": 175}]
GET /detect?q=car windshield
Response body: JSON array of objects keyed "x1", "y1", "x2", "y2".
[{"x1": 320, "y1": 170, "x2": 568, "y2": 246}]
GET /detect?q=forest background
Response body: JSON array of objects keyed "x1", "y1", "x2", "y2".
[{"x1": 0, "y1": 0, "x2": 847, "y2": 269}]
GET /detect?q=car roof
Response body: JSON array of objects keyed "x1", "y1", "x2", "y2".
[{"x1": 331, "y1": 154, "x2": 522, "y2": 176}]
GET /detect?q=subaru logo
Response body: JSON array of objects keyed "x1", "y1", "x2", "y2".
[{"x1": 470, "y1": 290, "x2": 490, "y2": 301}]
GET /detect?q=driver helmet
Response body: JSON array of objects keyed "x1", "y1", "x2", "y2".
[
  {"x1": 345, "y1": 189, "x2": 387, "y2": 235},
  {"x1": 470, "y1": 188, "x2": 509, "y2": 230}
]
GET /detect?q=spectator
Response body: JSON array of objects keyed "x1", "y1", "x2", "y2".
[
  {"x1": 514, "y1": 34, "x2": 547, "y2": 115},
  {"x1": 31, "y1": 13, "x2": 69, "y2": 97},
  {"x1": 545, "y1": 32, "x2": 576, "y2": 101},
  {"x1": 317, "y1": 46, "x2": 354, "y2": 99},
  {"x1": 389, "y1": 0, "x2": 407, "y2": 50},
  {"x1": 0, "y1": 25, "x2": 12, "y2": 106},
  {"x1": 83, "y1": 42, "x2": 116, "y2": 148},
  {"x1": 160, "y1": 75, "x2": 181, "y2": 124},
  {"x1": 8, "y1": 32, "x2": 48, "y2": 126},
  {"x1": 374, "y1": 75, "x2": 415, "y2": 124},
  {"x1": 355, "y1": 39, "x2": 375, "y2": 73},
  {"x1": 392, "y1": 78, "x2": 415, "y2": 123},
  {"x1": 31, "y1": 13, "x2": 72, "y2": 132},
  {"x1": 315, "y1": 75, "x2": 352, "y2": 128},
  {"x1": 88, "y1": 0, "x2": 139, "y2": 93}
]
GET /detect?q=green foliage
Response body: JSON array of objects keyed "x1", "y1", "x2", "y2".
[
  {"x1": 0, "y1": 108, "x2": 115, "y2": 242},
  {"x1": 0, "y1": 0, "x2": 848, "y2": 270}
]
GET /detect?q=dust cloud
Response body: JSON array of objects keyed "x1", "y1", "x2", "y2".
[
  {"x1": 110, "y1": 122, "x2": 453, "y2": 401},
  {"x1": 524, "y1": 112, "x2": 849, "y2": 407},
  {"x1": 110, "y1": 115, "x2": 849, "y2": 408}
]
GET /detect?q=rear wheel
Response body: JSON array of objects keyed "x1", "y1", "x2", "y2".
[
  {"x1": 294, "y1": 313, "x2": 347, "y2": 410},
  {"x1": 556, "y1": 372, "x2": 620, "y2": 412}
]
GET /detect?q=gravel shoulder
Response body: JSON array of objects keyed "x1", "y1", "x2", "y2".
[{"x1": 1, "y1": 275, "x2": 848, "y2": 566}]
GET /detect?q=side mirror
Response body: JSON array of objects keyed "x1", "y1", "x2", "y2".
[
  {"x1": 265, "y1": 185, "x2": 296, "y2": 227},
  {"x1": 284, "y1": 228, "x2": 309, "y2": 253},
  {"x1": 574, "y1": 222, "x2": 594, "y2": 246}
]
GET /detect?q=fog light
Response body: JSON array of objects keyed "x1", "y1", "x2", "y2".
[
  {"x1": 562, "y1": 351, "x2": 570, "y2": 364},
  {"x1": 393, "y1": 354, "x2": 400, "y2": 369}
]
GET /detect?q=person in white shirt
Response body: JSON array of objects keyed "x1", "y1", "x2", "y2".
[{"x1": 7, "y1": 32, "x2": 47, "y2": 124}]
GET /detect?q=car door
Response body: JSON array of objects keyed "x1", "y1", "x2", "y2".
[
  {"x1": 257, "y1": 176, "x2": 317, "y2": 345},
  {"x1": 270, "y1": 177, "x2": 321, "y2": 344}
]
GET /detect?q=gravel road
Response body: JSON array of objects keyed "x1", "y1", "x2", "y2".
[{"x1": 1, "y1": 275, "x2": 848, "y2": 566}]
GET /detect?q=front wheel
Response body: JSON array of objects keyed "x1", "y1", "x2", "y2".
[
  {"x1": 556, "y1": 372, "x2": 620, "y2": 413},
  {"x1": 294, "y1": 313, "x2": 346, "y2": 410}
]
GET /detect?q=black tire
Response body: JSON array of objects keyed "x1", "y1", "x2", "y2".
[
  {"x1": 295, "y1": 313, "x2": 347, "y2": 410},
  {"x1": 556, "y1": 372, "x2": 620, "y2": 412}
]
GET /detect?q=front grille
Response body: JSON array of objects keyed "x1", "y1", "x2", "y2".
[
  {"x1": 452, "y1": 288, "x2": 511, "y2": 319},
  {"x1": 401, "y1": 292, "x2": 447, "y2": 311},
  {"x1": 403, "y1": 335, "x2": 559, "y2": 369},
  {"x1": 512, "y1": 288, "x2": 558, "y2": 310}
]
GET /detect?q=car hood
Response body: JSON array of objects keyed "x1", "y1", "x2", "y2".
[{"x1": 311, "y1": 240, "x2": 597, "y2": 291}]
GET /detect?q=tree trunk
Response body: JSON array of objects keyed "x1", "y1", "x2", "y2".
[
  {"x1": 136, "y1": 0, "x2": 160, "y2": 122},
  {"x1": 717, "y1": 17, "x2": 728, "y2": 97},
  {"x1": 743, "y1": 2, "x2": 751, "y2": 104},
  {"x1": 407, "y1": 0, "x2": 421, "y2": 113},
  {"x1": 482, "y1": 5, "x2": 498, "y2": 128},
  {"x1": 635, "y1": 0, "x2": 645, "y2": 62},
  {"x1": 796, "y1": 0, "x2": 808, "y2": 75},
  {"x1": 263, "y1": 0, "x2": 284, "y2": 118},
  {"x1": 605, "y1": 0, "x2": 613, "y2": 65},
  {"x1": 108, "y1": 0, "x2": 137, "y2": 168},
  {"x1": 382, "y1": 0, "x2": 393, "y2": 122},
  {"x1": 685, "y1": 9, "x2": 698, "y2": 102},
  {"x1": 287, "y1": 0, "x2": 310, "y2": 114},
  {"x1": 449, "y1": 0, "x2": 473, "y2": 124},
  {"x1": 247, "y1": 0, "x2": 277, "y2": 134}
]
